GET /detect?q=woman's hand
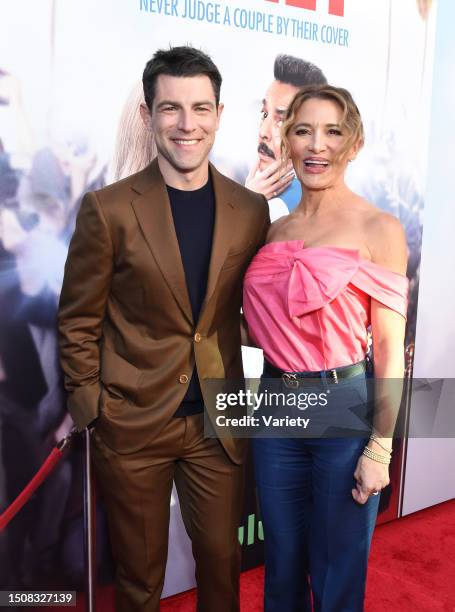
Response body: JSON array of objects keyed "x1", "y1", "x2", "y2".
[{"x1": 352, "y1": 453, "x2": 390, "y2": 504}]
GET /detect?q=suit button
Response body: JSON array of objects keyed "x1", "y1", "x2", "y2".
[
  {"x1": 194, "y1": 332, "x2": 202, "y2": 343},
  {"x1": 179, "y1": 374, "x2": 189, "y2": 384}
]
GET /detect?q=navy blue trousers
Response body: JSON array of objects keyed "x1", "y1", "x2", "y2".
[{"x1": 253, "y1": 373, "x2": 380, "y2": 612}]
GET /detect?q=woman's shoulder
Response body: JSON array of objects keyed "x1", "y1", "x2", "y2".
[
  {"x1": 362, "y1": 205, "x2": 407, "y2": 274},
  {"x1": 351, "y1": 195, "x2": 406, "y2": 244}
]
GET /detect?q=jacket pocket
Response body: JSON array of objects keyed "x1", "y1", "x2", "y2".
[{"x1": 100, "y1": 348, "x2": 142, "y2": 403}]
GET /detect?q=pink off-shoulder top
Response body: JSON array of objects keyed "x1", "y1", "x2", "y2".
[{"x1": 243, "y1": 240, "x2": 409, "y2": 372}]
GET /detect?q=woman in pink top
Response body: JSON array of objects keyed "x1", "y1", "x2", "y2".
[{"x1": 243, "y1": 85, "x2": 408, "y2": 611}]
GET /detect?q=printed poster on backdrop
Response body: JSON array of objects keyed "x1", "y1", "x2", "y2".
[{"x1": 0, "y1": 0, "x2": 436, "y2": 597}]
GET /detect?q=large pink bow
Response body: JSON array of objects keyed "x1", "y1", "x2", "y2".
[{"x1": 287, "y1": 247, "x2": 360, "y2": 317}]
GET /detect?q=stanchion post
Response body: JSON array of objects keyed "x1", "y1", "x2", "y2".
[
  {"x1": 397, "y1": 343, "x2": 415, "y2": 517},
  {"x1": 83, "y1": 429, "x2": 96, "y2": 612}
]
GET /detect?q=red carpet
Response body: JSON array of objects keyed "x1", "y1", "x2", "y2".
[
  {"x1": 161, "y1": 498, "x2": 455, "y2": 611},
  {"x1": 44, "y1": 498, "x2": 455, "y2": 611},
  {"x1": 365, "y1": 498, "x2": 455, "y2": 611}
]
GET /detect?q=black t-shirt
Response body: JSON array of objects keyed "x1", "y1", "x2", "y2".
[{"x1": 167, "y1": 176, "x2": 215, "y2": 417}]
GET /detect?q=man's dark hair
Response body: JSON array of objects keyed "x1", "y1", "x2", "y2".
[
  {"x1": 274, "y1": 54, "x2": 327, "y2": 88},
  {"x1": 143, "y1": 46, "x2": 222, "y2": 110}
]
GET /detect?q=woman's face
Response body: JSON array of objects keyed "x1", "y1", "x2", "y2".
[{"x1": 287, "y1": 97, "x2": 359, "y2": 192}]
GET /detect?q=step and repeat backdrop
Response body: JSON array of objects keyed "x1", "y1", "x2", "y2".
[{"x1": 0, "y1": 0, "x2": 437, "y2": 597}]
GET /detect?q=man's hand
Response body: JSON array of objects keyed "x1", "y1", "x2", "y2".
[
  {"x1": 352, "y1": 453, "x2": 390, "y2": 504},
  {"x1": 245, "y1": 159, "x2": 294, "y2": 200}
]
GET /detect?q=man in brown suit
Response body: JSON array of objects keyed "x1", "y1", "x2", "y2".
[{"x1": 57, "y1": 46, "x2": 269, "y2": 611}]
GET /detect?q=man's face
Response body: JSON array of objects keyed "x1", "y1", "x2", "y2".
[
  {"x1": 258, "y1": 80, "x2": 300, "y2": 171},
  {"x1": 147, "y1": 74, "x2": 223, "y2": 181}
]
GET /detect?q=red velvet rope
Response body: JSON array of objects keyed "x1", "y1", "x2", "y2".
[{"x1": 0, "y1": 446, "x2": 66, "y2": 532}]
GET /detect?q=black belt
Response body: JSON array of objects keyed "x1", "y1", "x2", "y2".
[{"x1": 263, "y1": 359, "x2": 367, "y2": 388}]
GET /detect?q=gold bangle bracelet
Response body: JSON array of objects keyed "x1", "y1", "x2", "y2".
[
  {"x1": 363, "y1": 446, "x2": 391, "y2": 465},
  {"x1": 369, "y1": 434, "x2": 392, "y2": 455}
]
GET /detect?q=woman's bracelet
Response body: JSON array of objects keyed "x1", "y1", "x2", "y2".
[
  {"x1": 363, "y1": 446, "x2": 391, "y2": 465},
  {"x1": 369, "y1": 434, "x2": 393, "y2": 455}
]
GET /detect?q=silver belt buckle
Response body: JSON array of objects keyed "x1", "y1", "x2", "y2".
[{"x1": 282, "y1": 372, "x2": 299, "y2": 389}]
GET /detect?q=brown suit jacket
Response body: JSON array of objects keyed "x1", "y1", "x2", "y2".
[{"x1": 57, "y1": 159, "x2": 269, "y2": 463}]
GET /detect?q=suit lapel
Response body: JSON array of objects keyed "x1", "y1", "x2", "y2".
[
  {"x1": 130, "y1": 160, "x2": 240, "y2": 326},
  {"x1": 130, "y1": 160, "x2": 193, "y2": 324},
  {"x1": 199, "y1": 164, "x2": 238, "y2": 321}
]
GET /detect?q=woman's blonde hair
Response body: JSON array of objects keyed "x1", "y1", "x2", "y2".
[
  {"x1": 109, "y1": 81, "x2": 156, "y2": 182},
  {"x1": 281, "y1": 84, "x2": 364, "y2": 164}
]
